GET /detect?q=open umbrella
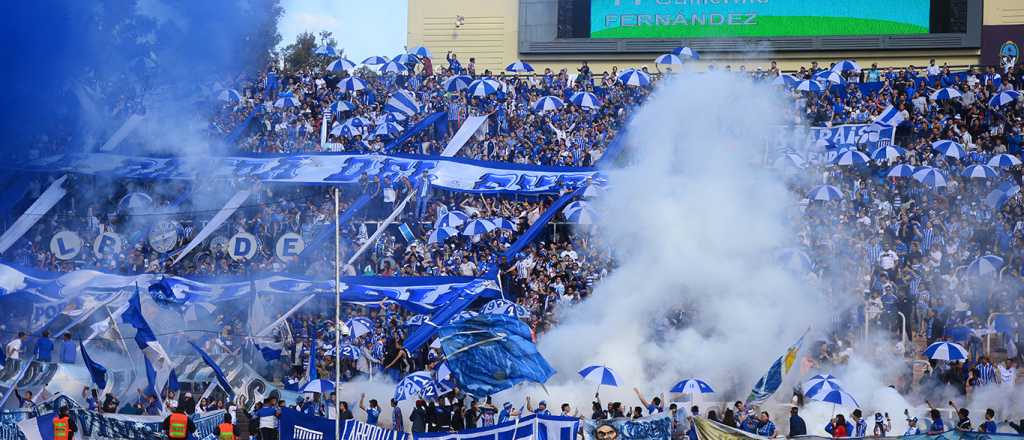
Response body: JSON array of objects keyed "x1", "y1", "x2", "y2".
[
  {"x1": 961, "y1": 164, "x2": 998, "y2": 179},
  {"x1": 831, "y1": 149, "x2": 869, "y2": 166},
  {"x1": 814, "y1": 70, "x2": 845, "y2": 85},
  {"x1": 810, "y1": 389, "x2": 860, "y2": 408},
  {"x1": 302, "y1": 379, "x2": 336, "y2": 394},
  {"x1": 931, "y1": 140, "x2": 965, "y2": 159},
  {"x1": 988, "y1": 90, "x2": 1022, "y2": 107},
  {"x1": 327, "y1": 58, "x2": 356, "y2": 73},
  {"x1": 391, "y1": 54, "x2": 418, "y2": 65},
  {"x1": 481, "y1": 299, "x2": 529, "y2": 318},
  {"x1": 329, "y1": 100, "x2": 356, "y2": 114},
  {"x1": 314, "y1": 46, "x2": 337, "y2": 57},
  {"x1": 409, "y1": 46, "x2": 432, "y2": 58},
  {"x1": 579, "y1": 365, "x2": 621, "y2": 395},
  {"x1": 570, "y1": 91, "x2": 601, "y2": 109},
  {"x1": 912, "y1": 167, "x2": 947, "y2": 188},
  {"x1": 923, "y1": 341, "x2": 968, "y2": 361},
  {"x1": 618, "y1": 69, "x2": 651, "y2": 86},
  {"x1": 362, "y1": 56, "x2": 389, "y2": 65},
  {"x1": 803, "y1": 374, "x2": 844, "y2": 397},
  {"x1": 427, "y1": 227, "x2": 459, "y2": 244},
  {"x1": 965, "y1": 254, "x2": 1004, "y2": 277},
  {"x1": 655, "y1": 54, "x2": 684, "y2": 66},
  {"x1": 505, "y1": 60, "x2": 535, "y2": 73},
  {"x1": 338, "y1": 77, "x2": 368, "y2": 93},
  {"x1": 461, "y1": 218, "x2": 497, "y2": 236},
  {"x1": 870, "y1": 145, "x2": 906, "y2": 162},
  {"x1": 379, "y1": 61, "x2": 408, "y2": 75},
  {"x1": 345, "y1": 317, "x2": 374, "y2": 338},
  {"x1": 532, "y1": 96, "x2": 565, "y2": 112},
  {"x1": 670, "y1": 379, "x2": 714, "y2": 394},
  {"x1": 467, "y1": 79, "x2": 500, "y2": 97},
  {"x1": 807, "y1": 185, "x2": 843, "y2": 201},
  {"x1": 443, "y1": 75, "x2": 473, "y2": 92},
  {"x1": 672, "y1": 46, "x2": 700, "y2": 59},
  {"x1": 566, "y1": 207, "x2": 597, "y2": 225},
  {"x1": 489, "y1": 217, "x2": 517, "y2": 231},
  {"x1": 795, "y1": 80, "x2": 827, "y2": 93},
  {"x1": 887, "y1": 164, "x2": 916, "y2": 178},
  {"x1": 930, "y1": 87, "x2": 962, "y2": 101},
  {"x1": 988, "y1": 153, "x2": 1022, "y2": 168},
  {"x1": 773, "y1": 74, "x2": 801, "y2": 87},
  {"x1": 373, "y1": 122, "x2": 404, "y2": 138},
  {"x1": 832, "y1": 60, "x2": 861, "y2": 72},
  {"x1": 273, "y1": 92, "x2": 300, "y2": 109},
  {"x1": 436, "y1": 210, "x2": 469, "y2": 228}
]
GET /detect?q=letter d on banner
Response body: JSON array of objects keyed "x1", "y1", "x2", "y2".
[{"x1": 229, "y1": 232, "x2": 258, "y2": 260}]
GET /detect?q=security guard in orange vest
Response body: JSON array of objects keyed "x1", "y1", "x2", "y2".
[
  {"x1": 217, "y1": 413, "x2": 238, "y2": 440},
  {"x1": 53, "y1": 406, "x2": 77, "y2": 440},
  {"x1": 162, "y1": 406, "x2": 196, "y2": 440}
]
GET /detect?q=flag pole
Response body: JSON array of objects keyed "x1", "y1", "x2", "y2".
[{"x1": 334, "y1": 186, "x2": 342, "y2": 439}]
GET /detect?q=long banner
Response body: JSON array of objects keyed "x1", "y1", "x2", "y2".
[
  {"x1": 11, "y1": 406, "x2": 224, "y2": 440},
  {"x1": 693, "y1": 417, "x2": 1024, "y2": 440},
  {"x1": 776, "y1": 123, "x2": 896, "y2": 162},
  {"x1": 584, "y1": 414, "x2": 672, "y2": 440},
  {"x1": 279, "y1": 408, "x2": 579, "y2": 440},
  {"x1": 14, "y1": 153, "x2": 602, "y2": 195}
]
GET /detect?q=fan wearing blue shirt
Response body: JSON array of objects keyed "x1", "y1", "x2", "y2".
[
  {"x1": 256, "y1": 397, "x2": 281, "y2": 440},
  {"x1": 34, "y1": 331, "x2": 54, "y2": 362},
  {"x1": 632, "y1": 387, "x2": 663, "y2": 415},
  {"x1": 980, "y1": 409, "x2": 998, "y2": 433},
  {"x1": 59, "y1": 333, "x2": 76, "y2": 363},
  {"x1": 360, "y1": 394, "x2": 381, "y2": 426},
  {"x1": 526, "y1": 396, "x2": 550, "y2": 416}
]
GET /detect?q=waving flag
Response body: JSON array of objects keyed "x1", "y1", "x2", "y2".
[
  {"x1": 305, "y1": 325, "x2": 318, "y2": 384},
  {"x1": 746, "y1": 329, "x2": 808, "y2": 405},
  {"x1": 255, "y1": 340, "x2": 284, "y2": 361},
  {"x1": 189, "y1": 341, "x2": 234, "y2": 398},
  {"x1": 872, "y1": 104, "x2": 905, "y2": 127},
  {"x1": 122, "y1": 284, "x2": 171, "y2": 409},
  {"x1": 143, "y1": 356, "x2": 163, "y2": 411},
  {"x1": 79, "y1": 341, "x2": 107, "y2": 389}
]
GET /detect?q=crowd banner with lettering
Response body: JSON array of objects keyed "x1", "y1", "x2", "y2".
[
  {"x1": 16, "y1": 153, "x2": 602, "y2": 195},
  {"x1": 11, "y1": 407, "x2": 223, "y2": 440},
  {"x1": 279, "y1": 409, "x2": 578, "y2": 440},
  {"x1": 775, "y1": 123, "x2": 895, "y2": 164},
  {"x1": 693, "y1": 416, "x2": 1024, "y2": 440},
  {"x1": 584, "y1": 414, "x2": 672, "y2": 440}
]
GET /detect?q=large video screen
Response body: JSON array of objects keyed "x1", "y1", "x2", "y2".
[{"x1": 589, "y1": 0, "x2": 932, "y2": 39}]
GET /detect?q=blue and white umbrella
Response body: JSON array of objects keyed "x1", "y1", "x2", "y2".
[
  {"x1": 671, "y1": 46, "x2": 700, "y2": 59},
  {"x1": 807, "y1": 185, "x2": 843, "y2": 201},
  {"x1": 670, "y1": 378, "x2": 714, "y2": 394},
  {"x1": 912, "y1": 167, "x2": 948, "y2": 188},
  {"x1": 443, "y1": 75, "x2": 473, "y2": 92},
  {"x1": 391, "y1": 54, "x2": 419, "y2": 65},
  {"x1": 376, "y1": 112, "x2": 407, "y2": 124},
  {"x1": 966, "y1": 254, "x2": 1004, "y2": 277},
  {"x1": 564, "y1": 200, "x2": 589, "y2": 217},
  {"x1": 870, "y1": 145, "x2": 905, "y2": 162},
  {"x1": 314, "y1": 46, "x2": 338, "y2": 57},
  {"x1": 329, "y1": 100, "x2": 356, "y2": 114},
  {"x1": 450, "y1": 310, "x2": 479, "y2": 322},
  {"x1": 887, "y1": 164, "x2": 916, "y2": 178},
  {"x1": 831, "y1": 149, "x2": 869, "y2": 166},
  {"x1": 489, "y1": 217, "x2": 517, "y2": 231},
  {"x1": 831, "y1": 59, "x2": 861, "y2": 72},
  {"x1": 923, "y1": 341, "x2": 969, "y2": 361},
  {"x1": 427, "y1": 226, "x2": 459, "y2": 244},
  {"x1": 795, "y1": 80, "x2": 827, "y2": 93},
  {"x1": 345, "y1": 116, "x2": 371, "y2": 128},
  {"x1": 273, "y1": 92, "x2": 300, "y2": 109},
  {"x1": 505, "y1": 60, "x2": 535, "y2": 73},
  {"x1": 379, "y1": 61, "x2": 408, "y2": 74},
  {"x1": 481, "y1": 299, "x2": 530, "y2": 319},
  {"x1": 566, "y1": 206, "x2": 597, "y2": 225},
  {"x1": 988, "y1": 153, "x2": 1022, "y2": 168},
  {"x1": 814, "y1": 70, "x2": 845, "y2": 85},
  {"x1": 810, "y1": 389, "x2": 860, "y2": 408},
  {"x1": 409, "y1": 46, "x2": 432, "y2": 58},
  {"x1": 931, "y1": 140, "x2": 965, "y2": 159},
  {"x1": 570, "y1": 91, "x2": 601, "y2": 109},
  {"x1": 405, "y1": 314, "x2": 430, "y2": 327},
  {"x1": 218, "y1": 88, "x2": 242, "y2": 102},
  {"x1": 655, "y1": 53, "x2": 684, "y2": 66},
  {"x1": 930, "y1": 87, "x2": 962, "y2": 101},
  {"x1": 331, "y1": 122, "x2": 361, "y2": 137},
  {"x1": 988, "y1": 90, "x2": 1021, "y2": 107},
  {"x1": 618, "y1": 69, "x2": 651, "y2": 86},
  {"x1": 362, "y1": 56, "x2": 389, "y2": 65},
  {"x1": 466, "y1": 79, "x2": 500, "y2": 97},
  {"x1": 302, "y1": 379, "x2": 336, "y2": 394},
  {"x1": 773, "y1": 74, "x2": 801, "y2": 87},
  {"x1": 436, "y1": 210, "x2": 469, "y2": 228},
  {"x1": 803, "y1": 374, "x2": 844, "y2": 397},
  {"x1": 394, "y1": 372, "x2": 438, "y2": 401},
  {"x1": 532, "y1": 96, "x2": 565, "y2": 112},
  {"x1": 777, "y1": 247, "x2": 813, "y2": 273},
  {"x1": 961, "y1": 164, "x2": 998, "y2": 179},
  {"x1": 373, "y1": 122, "x2": 404, "y2": 138},
  {"x1": 327, "y1": 58, "x2": 356, "y2": 73},
  {"x1": 386, "y1": 90, "x2": 420, "y2": 116},
  {"x1": 338, "y1": 77, "x2": 369, "y2": 93},
  {"x1": 461, "y1": 218, "x2": 497, "y2": 236},
  {"x1": 578, "y1": 365, "x2": 621, "y2": 387},
  {"x1": 345, "y1": 317, "x2": 374, "y2": 338}
]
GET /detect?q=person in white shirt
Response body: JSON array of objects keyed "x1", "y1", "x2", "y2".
[
  {"x1": 997, "y1": 359, "x2": 1016, "y2": 387},
  {"x1": 6, "y1": 332, "x2": 27, "y2": 361},
  {"x1": 879, "y1": 250, "x2": 897, "y2": 270},
  {"x1": 927, "y1": 59, "x2": 941, "y2": 77}
]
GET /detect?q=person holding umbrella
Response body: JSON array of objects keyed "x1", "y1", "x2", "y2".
[{"x1": 825, "y1": 414, "x2": 853, "y2": 437}]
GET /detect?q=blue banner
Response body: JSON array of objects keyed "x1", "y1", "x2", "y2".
[
  {"x1": 10, "y1": 406, "x2": 224, "y2": 440},
  {"x1": 279, "y1": 408, "x2": 410, "y2": 440},
  {"x1": 415, "y1": 414, "x2": 580, "y2": 440},
  {"x1": 583, "y1": 414, "x2": 672, "y2": 440}
]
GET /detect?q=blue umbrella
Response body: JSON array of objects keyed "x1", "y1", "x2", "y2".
[
  {"x1": 379, "y1": 61, "x2": 408, "y2": 74},
  {"x1": 326, "y1": 344, "x2": 362, "y2": 360},
  {"x1": 345, "y1": 116, "x2": 371, "y2": 128},
  {"x1": 578, "y1": 365, "x2": 621, "y2": 387},
  {"x1": 807, "y1": 185, "x2": 843, "y2": 201},
  {"x1": 443, "y1": 75, "x2": 473, "y2": 92},
  {"x1": 467, "y1": 79, "x2": 500, "y2": 97},
  {"x1": 489, "y1": 217, "x2": 517, "y2": 231},
  {"x1": 961, "y1": 164, "x2": 998, "y2": 179},
  {"x1": 887, "y1": 164, "x2": 916, "y2": 178},
  {"x1": 394, "y1": 372, "x2": 439, "y2": 401},
  {"x1": 450, "y1": 310, "x2": 479, "y2": 322},
  {"x1": 386, "y1": 90, "x2": 420, "y2": 116},
  {"x1": 505, "y1": 60, "x2": 535, "y2": 72},
  {"x1": 532, "y1": 96, "x2": 565, "y2": 112},
  {"x1": 923, "y1": 341, "x2": 969, "y2": 361},
  {"x1": 427, "y1": 226, "x2": 458, "y2": 244},
  {"x1": 670, "y1": 378, "x2": 714, "y2": 394},
  {"x1": 327, "y1": 58, "x2": 356, "y2": 73},
  {"x1": 795, "y1": 80, "x2": 827, "y2": 93},
  {"x1": 931, "y1": 140, "x2": 965, "y2": 159},
  {"x1": 655, "y1": 53, "x2": 684, "y2": 65},
  {"x1": 331, "y1": 122, "x2": 361, "y2": 137},
  {"x1": 832, "y1": 59, "x2": 860, "y2": 72},
  {"x1": 811, "y1": 389, "x2": 860, "y2": 408},
  {"x1": 566, "y1": 206, "x2": 597, "y2": 225},
  {"x1": 988, "y1": 90, "x2": 1021, "y2": 107},
  {"x1": 773, "y1": 74, "x2": 801, "y2": 87},
  {"x1": 405, "y1": 314, "x2": 430, "y2": 327},
  {"x1": 218, "y1": 88, "x2": 242, "y2": 102},
  {"x1": 814, "y1": 70, "x2": 845, "y2": 85},
  {"x1": 374, "y1": 122, "x2": 404, "y2": 138},
  {"x1": 461, "y1": 218, "x2": 497, "y2": 236},
  {"x1": 409, "y1": 46, "x2": 432, "y2": 58},
  {"x1": 338, "y1": 77, "x2": 369, "y2": 93},
  {"x1": 481, "y1": 299, "x2": 529, "y2": 318},
  {"x1": 966, "y1": 254, "x2": 1004, "y2": 277},
  {"x1": 436, "y1": 210, "x2": 469, "y2": 228},
  {"x1": 329, "y1": 100, "x2": 356, "y2": 114},
  {"x1": 376, "y1": 112, "x2": 407, "y2": 124},
  {"x1": 314, "y1": 46, "x2": 337, "y2": 57},
  {"x1": 570, "y1": 91, "x2": 601, "y2": 109},
  {"x1": 831, "y1": 149, "x2": 869, "y2": 166},
  {"x1": 345, "y1": 317, "x2": 374, "y2": 338},
  {"x1": 777, "y1": 247, "x2": 813, "y2": 273},
  {"x1": 391, "y1": 54, "x2": 419, "y2": 65},
  {"x1": 671, "y1": 46, "x2": 700, "y2": 59},
  {"x1": 988, "y1": 153, "x2": 1022, "y2": 168},
  {"x1": 302, "y1": 379, "x2": 336, "y2": 394},
  {"x1": 618, "y1": 69, "x2": 651, "y2": 86},
  {"x1": 273, "y1": 92, "x2": 300, "y2": 109},
  {"x1": 912, "y1": 167, "x2": 947, "y2": 188},
  {"x1": 803, "y1": 374, "x2": 844, "y2": 397},
  {"x1": 930, "y1": 87, "x2": 962, "y2": 101},
  {"x1": 362, "y1": 56, "x2": 389, "y2": 65},
  {"x1": 870, "y1": 145, "x2": 906, "y2": 162}
]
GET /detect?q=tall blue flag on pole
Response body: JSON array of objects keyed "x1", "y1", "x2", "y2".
[
  {"x1": 143, "y1": 356, "x2": 163, "y2": 411},
  {"x1": 746, "y1": 329, "x2": 808, "y2": 405},
  {"x1": 188, "y1": 341, "x2": 234, "y2": 398},
  {"x1": 437, "y1": 314, "x2": 555, "y2": 397},
  {"x1": 79, "y1": 341, "x2": 107, "y2": 390},
  {"x1": 305, "y1": 324, "x2": 318, "y2": 384},
  {"x1": 168, "y1": 368, "x2": 180, "y2": 392}
]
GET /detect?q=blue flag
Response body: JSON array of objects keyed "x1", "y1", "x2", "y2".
[
  {"x1": 122, "y1": 284, "x2": 159, "y2": 351},
  {"x1": 437, "y1": 314, "x2": 555, "y2": 397},
  {"x1": 168, "y1": 368, "x2": 180, "y2": 392},
  {"x1": 306, "y1": 325, "x2": 318, "y2": 383},
  {"x1": 79, "y1": 341, "x2": 107, "y2": 389},
  {"x1": 143, "y1": 356, "x2": 162, "y2": 411},
  {"x1": 255, "y1": 341, "x2": 283, "y2": 361},
  {"x1": 188, "y1": 341, "x2": 234, "y2": 398}
]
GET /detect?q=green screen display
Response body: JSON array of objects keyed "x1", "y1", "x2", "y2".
[{"x1": 590, "y1": 0, "x2": 931, "y2": 39}]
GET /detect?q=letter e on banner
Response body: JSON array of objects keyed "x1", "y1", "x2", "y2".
[
  {"x1": 50, "y1": 231, "x2": 83, "y2": 260},
  {"x1": 228, "y1": 232, "x2": 258, "y2": 260},
  {"x1": 275, "y1": 232, "x2": 305, "y2": 261}
]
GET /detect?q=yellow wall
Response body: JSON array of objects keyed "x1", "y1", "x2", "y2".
[{"x1": 408, "y1": 0, "x2": 1014, "y2": 74}]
